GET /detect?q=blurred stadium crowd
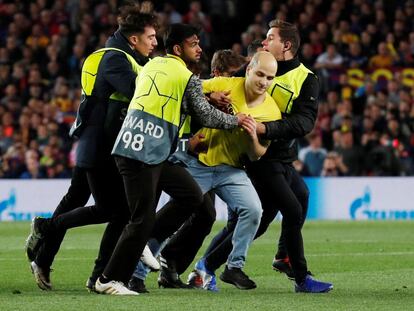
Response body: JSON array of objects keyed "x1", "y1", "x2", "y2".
[{"x1": 1, "y1": 0, "x2": 414, "y2": 178}]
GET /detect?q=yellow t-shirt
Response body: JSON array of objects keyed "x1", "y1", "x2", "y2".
[{"x1": 199, "y1": 77, "x2": 281, "y2": 167}]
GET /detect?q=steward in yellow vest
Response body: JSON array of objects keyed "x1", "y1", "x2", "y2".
[
  {"x1": 71, "y1": 48, "x2": 141, "y2": 137},
  {"x1": 254, "y1": 19, "x2": 333, "y2": 293},
  {"x1": 112, "y1": 54, "x2": 192, "y2": 164},
  {"x1": 97, "y1": 23, "x2": 246, "y2": 295},
  {"x1": 71, "y1": 24, "x2": 156, "y2": 168},
  {"x1": 25, "y1": 8, "x2": 159, "y2": 294},
  {"x1": 261, "y1": 60, "x2": 315, "y2": 162},
  {"x1": 112, "y1": 26, "x2": 243, "y2": 164}
]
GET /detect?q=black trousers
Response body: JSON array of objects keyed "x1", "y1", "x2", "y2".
[
  {"x1": 204, "y1": 161, "x2": 309, "y2": 283},
  {"x1": 103, "y1": 156, "x2": 204, "y2": 283},
  {"x1": 36, "y1": 158, "x2": 130, "y2": 282},
  {"x1": 155, "y1": 191, "x2": 216, "y2": 275},
  {"x1": 36, "y1": 166, "x2": 91, "y2": 268}
]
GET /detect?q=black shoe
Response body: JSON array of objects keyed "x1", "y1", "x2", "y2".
[
  {"x1": 128, "y1": 276, "x2": 149, "y2": 293},
  {"x1": 86, "y1": 277, "x2": 98, "y2": 293},
  {"x1": 272, "y1": 256, "x2": 295, "y2": 280},
  {"x1": 158, "y1": 256, "x2": 192, "y2": 289},
  {"x1": 219, "y1": 266, "x2": 256, "y2": 290},
  {"x1": 31, "y1": 261, "x2": 52, "y2": 290},
  {"x1": 25, "y1": 217, "x2": 48, "y2": 261},
  {"x1": 158, "y1": 271, "x2": 193, "y2": 289}
]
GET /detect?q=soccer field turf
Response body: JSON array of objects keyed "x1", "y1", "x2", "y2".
[{"x1": 0, "y1": 221, "x2": 413, "y2": 311}]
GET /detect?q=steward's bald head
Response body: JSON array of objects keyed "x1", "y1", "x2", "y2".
[{"x1": 248, "y1": 51, "x2": 277, "y2": 77}]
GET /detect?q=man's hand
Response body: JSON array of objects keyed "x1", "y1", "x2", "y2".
[
  {"x1": 241, "y1": 116, "x2": 269, "y2": 161},
  {"x1": 210, "y1": 91, "x2": 231, "y2": 106},
  {"x1": 188, "y1": 133, "x2": 208, "y2": 155},
  {"x1": 256, "y1": 122, "x2": 266, "y2": 135},
  {"x1": 209, "y1": 91, "x2": 233, "y2": 114},
  {"x1": 241, "y1": 116, "x2": 258, "y2": 140},
  {"x1": 236, "y1": 113, "x2": 248, "y2": 127}
]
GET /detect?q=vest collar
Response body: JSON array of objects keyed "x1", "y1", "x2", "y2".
[
  {"x1": 276, "y1": 57, "x2": 301, "y2": 76},
  {"x1": 165, "y1": 54, "x2": 187, "y2": 68}
]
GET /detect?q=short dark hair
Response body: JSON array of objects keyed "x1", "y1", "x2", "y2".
[
  {"x1": 247, "y1": 39, "x2": 263, "y2": 57},
  {"x1": 164, "y1": 23, "x2": 200, "y2": 54},
  {"x1": 117, "y1": 5, "x2": 157, "y2": 36},
  {"x1": 268, "y1": 19, "x2": 300, "y2": 56},
  {"x1": 211, "y1": 49, "x2": 246, "y2": 74}
]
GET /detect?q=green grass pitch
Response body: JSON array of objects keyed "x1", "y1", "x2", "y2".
[{"x1": 0, "y1": 221, "x2": 413, "y2": 311}]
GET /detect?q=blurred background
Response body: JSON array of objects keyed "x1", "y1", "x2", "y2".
[{"x1": 1, "y1": 0, "x2": 414, "y2": 179}]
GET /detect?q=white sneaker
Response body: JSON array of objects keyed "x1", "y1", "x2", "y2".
[
  {"x1": 31, "y1": 261, "x2": 52, "y2": 290},
  {"x1": 140, "y1": 245, "x2": 160, "y2": 271},
  {"x1": 95, "y1": 278, "x2": 139, "y2": 295}
]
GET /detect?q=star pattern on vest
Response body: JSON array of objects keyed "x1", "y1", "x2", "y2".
[{"x1": 135, "y1": 71, "x2": 178, "y2": 119}]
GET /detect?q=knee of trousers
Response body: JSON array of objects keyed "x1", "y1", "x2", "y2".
[
  {"x1": 125, "y1": 214, "x2": 156, "y2": 235},
  {"x1": 201, "y1": 212, "x2": 216, "y2": 228},
  {"x1": 107, "y1": 217, "x2": 129, "y2": 230},
  {"x1": 255, "y1": 217, "x2": 273, "y2": 238},
  {"x1": 194, "y1": 219, "x2": 215, "y2": 237},
  {"x1": 240, "y1": 202, "x2": 262, "y2": 226},
  {"x1": 192, "y1": 193, "x2": 204, "y2": 207},
  {"x1": 130, "y1": 209, "x2": 156, "y2": 225},
  {"x1": 88, "y1": 205, "x2": 114, "y2": 222},
  {"x1": 197, "y1": 203, "x2": 216, "y2": 225},
  {"x1": 189, "y1": 207, "x2": 216, "y2": 236},
  {"x1": 283, "y1": 212, "x2": 304, "y2": 228},
  {"x1": 182, "y1": 189, "x2": 204, "y2": 208},
  {"x1": 60, "y1": 192, "x2": 90, "y2": 210},
  {"x1": 297, "y1": 187, "x2": 310, "y2": 202}
]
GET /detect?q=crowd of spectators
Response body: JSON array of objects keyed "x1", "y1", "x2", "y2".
[
  {"x1": 1, "y1": 0, "x2": 414, "y2": 178},
  {"x1": 232, "y1": 0, "x2": 414, "y2": 176}
]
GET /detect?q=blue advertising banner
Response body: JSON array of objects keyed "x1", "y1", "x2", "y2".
[
  {"x1": 1, "y1": 178, "x2": 414, "y2": 221},
  {"x1": 304, "y1": 177, "x2": 414, "y2": 220}
]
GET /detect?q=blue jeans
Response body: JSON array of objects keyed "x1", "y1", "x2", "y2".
[{"x1": 170, "y1": 152, "x2": 262, "y2": 269}]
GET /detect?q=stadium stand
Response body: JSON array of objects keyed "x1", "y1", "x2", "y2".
[{"x1": 1, "y1": 0, "x2": 414, "y2": 178}]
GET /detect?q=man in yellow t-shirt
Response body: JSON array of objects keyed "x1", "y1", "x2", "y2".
[
  {"x1": 159, "y1": 51, "x2": 280, "y2": 290},
  {"x1": 197, "y1": 72, "x2": 281, "y2": 167}
]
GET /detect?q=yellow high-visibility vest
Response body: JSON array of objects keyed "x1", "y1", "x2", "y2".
[
  {"x1": 268, "y1": 63, "x2": 313, "y2": 114},
  {"x1": 112, "y1": 54, "x2": 193, "y2": 164},
  {"x1": 70, "y1": 47, "x2": 142, "y2": 137}
]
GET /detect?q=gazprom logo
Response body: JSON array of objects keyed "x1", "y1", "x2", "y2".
[
  {"x1": 0, "y1": 188, "x2": 52, "y2": 221},
  {"x1": 350, "y1": 186, "x2": 414, "y2": 220},
  {"x1": 0, "y1": 189, "x2": 16, "y2": 220}
]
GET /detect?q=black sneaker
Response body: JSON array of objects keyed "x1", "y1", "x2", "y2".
[
  {"x1": 219, "y1": 266, "x2": 256, "y2": 290},
  {"x1": 272, "y1": 256, "x2": 295, "y2": 280},
  {"x1": 25, "y1": 217, "x2": 48, "y2": 261},
  {"x1": 158, "y1": 270, "x2": 193, "y2": 289},
  {"x1": 158, "y1": 256, "x2": 192, "y2": 289},
  {"x1": 128, "y1": 276, "x2": 149, "y2": 293},
  {"x1": 86, "y1": 277, "x2": 98, "y2": 293},
  {"x1": 31, "y1": 261, "x2": 52, "y2": 290}
]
